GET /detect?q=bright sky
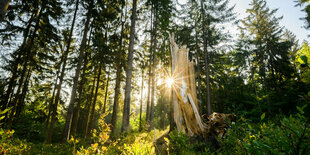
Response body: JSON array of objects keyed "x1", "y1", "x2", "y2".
[
  {"x1": 178, "y1": 0, "x2": 309, "y2": 42},
  {"x1": 230, "y1": 0, "x2": 309, "y2": 42}
]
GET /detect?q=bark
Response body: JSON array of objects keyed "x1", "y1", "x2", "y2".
[
  {"x1": 62, "y1": 0, "x2": 93, "y2": 142},
  {"x1": 45, "y1": 0, "x2": 79, "y2": 143},
  {"x1": 84, "y1": 72, "x2": 97, "y2": 138},
  {"x1": 201, "y1": 0, "x2": 212, "y2": 115},
  {"x1": 146, "y1": 60, "x2": 151, "y2": 123},
  {"x1": 194, "y1": 15, "x2": 202, "y2": 112},
  {"x1": 146, "y1": 7, "x2": 153, "y2": 123},
  {"x1": 139, "y1": 69, "x2": 144, "y2": 131},
  {"x1": 72, "y1": 25, "x2": 94, "y2": 136},
  {"x1": 6, "y1": 6, "x2": 43, "y2": 129},
  {"x1": 121, "y1": 0, "x2": 137, "y2": 133},
  {"x1": 45, "y1": 76, "x2": 58, "y2": 130},
  {"x1": 1, "y1": 10, "x2": 35, "y2": 112},
  {"x1": 169, "y1": 86, "x2": 176, "y2": 132},
  {"x1": 149, "y1": 8, "x2": 157, "y2": 131},
  {"x1": 111, "y1": 9, "x2": 125, "y2": 137},
  {"x1": 169, "y1": 43, "x2": 176, "y2": 132},
  {"x1": 86, "y1": 64, "x2": 102, "y2": 137},
  {"x1": 103, "y1": 67, "x2": 110, "y2": 114},
  {"x1": 0, "y1": 0, "x2": 10, "y2": 22},
  {"x1": 15, "y1": 68, "x2": 32, "y2": 117},
  {"x1": 71, "y1": 51, "x2": 89, "y2": 137}
]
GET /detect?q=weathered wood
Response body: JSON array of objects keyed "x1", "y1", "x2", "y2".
[
  {"x1": 169, "y1": 34, "x2": 235, "y2": 139},
  {"x1": 169, "y1": 34, "x2": 206, "y2": 136}
]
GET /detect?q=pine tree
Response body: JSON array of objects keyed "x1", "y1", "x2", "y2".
[{"x1": 121, "y1": 0, "x2": 138, "y2": 133}]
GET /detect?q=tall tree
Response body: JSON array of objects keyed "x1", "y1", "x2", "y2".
[
  {"x1": 139, "y1": 68, "x2": 144, "y2": 131},
  {"x1": 237, "y1": 0, "x2": 295, "y2": 113},
  {"x1": 199, "y1": 0, "x2": 235, "y2": 115},
  {"x1": 121, "y1": 0, "x2": 137, "y2": 132},
  {"x1": 46, "y1": 0, "x2": 79, "y2": 143},
  {"x1": 111, "y1": 0, "x2": 127, "y2": 137},
  {"x1": 62, "y1": 0, "x2": 94, "y2": 142}
]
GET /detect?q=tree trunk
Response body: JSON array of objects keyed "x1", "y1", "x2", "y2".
[
  {"x1": 146, "y1": 7, "x2": 153, "y2": 124},
  {"x1": 15, "y1": 68, "x2": 32, "y2": 117},
  {"x1": 111, "y1": 18, "x2": 125, "y2": 137},
  {"x1": 121, "y1": 0, "x2": 137, "y2": 133},
  {"x1": 103, "y1": 67, "x2": 110, "y2": 114},
  {"x1": 1, "y1": 10, "x2": 35, "y2": 112},
  {"x1": 71, "y1": 51, "x2": 89, "y2": 137},
  {"x1": 146, "y1": 60, "x2": 151, "y2": 123},
  {"x1": 84, "y1": 72, "x2": 97, "y2": 138},
  {"x1": 139, "y1": 69, "x2": 144, "y2": 131},
  {"x1": 169, "y1": 85, "x2": 176, "y2": 132},
  {"x1": 0, "y1": 0, "x2": 10, "y2": 22},
  {"x1": 86, "y1": 64, "x2": 102, "y2": 137},
  {"x1": 149, "y1": 8, "x2": 157, "y2": 131},
  {"x1": 194, "y1": 16, "x2": 202, "y2": 112},
  {"x1": 72, "y1": 24, "x2": 93, "y2": 136},
  {"x1": 45, "y1": 0, "x2": 79, "y2": 143},
  {"x1": 62, "y1": 0, "x2": 93, "y2": 142},
  {"x1": 6, "y1": 6, "x2": 43, "y2": 129},
  {"x1": 201, "y1": 0, "x2": 212, "y2": 115},
  {"x1": 45, "y1": 75, "x2": 58, "y2": 131}
]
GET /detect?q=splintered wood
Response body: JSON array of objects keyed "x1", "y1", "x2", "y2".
[
  {"x1": 170, "y1": 33, "x2": 207, "y2": 136},
  {"x1": 169, "y1": 34, "x2": 236, "y2": 138}
]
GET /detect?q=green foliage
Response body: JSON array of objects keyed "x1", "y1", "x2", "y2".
[
  {"x1": 122, "y1": 137, "x2": 155, "y2": 155},
  {"x1": 219, "y1": 108, "x2": 310, "y2": 154},
  {"x1": 296, "y1": 42, "x2": 310, "y2": 84},
  {"x1": 0, "y1": 129, "x2": 29, "y2": 154},
  {"x1": 167, "y1": 130, "x2": 190, "y2": 154},
  {"x1": 76, "y1": 114, "x2": 110, "y2": 154}
]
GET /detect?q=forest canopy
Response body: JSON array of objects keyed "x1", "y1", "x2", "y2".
[{"x1": 0, "y1": 0, "x2": 309, "y2": 154}]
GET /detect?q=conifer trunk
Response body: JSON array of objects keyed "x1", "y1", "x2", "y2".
[
  {"x1": 84, "y1": 72, "x2": 97, "y2": 137},
  {"x1": 149, "y1": 8, "x2": 157, "y2": 131},
  {"x1": 139, "y1": 69, "x2": 144, "y2": 131},
  {"x1": 111, "y1": 16, "x2": 125, "y2": 137},
  {"x1": 146, "y1": 6, "x2": 153, "y2": 124},
  {"x1": 146, "y1": 61, "x2": 151, "y2": 123},
  {"x1": 103, "y1": 68, "x2": 110, "y2": 114},
  {"x1": 45, "y1": 0, "x2": 79, "y2": 143},
  {"x1": 121, "y1": 0, "x2": 137, "y2": 132},
  {"x1": 1, "y1": 10, "x2": 35, "y2": 112},
  {"x1": 87, "y1": 64, "x2": 102, "y2": 137},
  {"x1": 201, "y1": 0, "x2": 212, "y2": 115},
  {"x1": 71, "y1": 51, "x2": 88, "y2": 137},
  {"x1": 6, "y1": 5, "x2": 43, "y2": 129},
  {"x1": 62, "y1": 0, "x2": 93, "y2": 142}
]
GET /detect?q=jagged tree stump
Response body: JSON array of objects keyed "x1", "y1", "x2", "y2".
[{"x1": 169, "y1": 34, "x2": 236, "y2": 139}]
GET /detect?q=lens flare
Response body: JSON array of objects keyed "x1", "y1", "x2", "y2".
[{"x1": 166, "y1": 77, "x2": 174, "y2": 88}]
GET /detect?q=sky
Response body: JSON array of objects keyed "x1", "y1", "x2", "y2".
[
  {"x1": 231, "y1": 0, "x2": 309, "y2": 42},
  {"x1": 178, "y1": 0, "x2": 309, "y2": 42}
]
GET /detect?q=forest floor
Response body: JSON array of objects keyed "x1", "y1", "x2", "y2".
[{"x1": 1, "y1": 109, "x2": 310, "y2": 154}]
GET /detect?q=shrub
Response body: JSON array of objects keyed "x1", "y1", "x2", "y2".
[
  {"x1": 0, "y1": 129, "x2": 29, "y2": 154},
  {"x1": 219, "y1": 106, "x2": 310, "y2": 154}
]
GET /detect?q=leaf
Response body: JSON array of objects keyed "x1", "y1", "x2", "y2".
[
  {"x1": 0, "y1": 108, "x2": 10, "y2": 115},
  {"x1": 302, "y1": 104, "x2": 308, "y2": 110},
  {"x1": 261, "y1": 113, "x2": 266, "y2": 120},
  {"x1": 300, "y1": 55, "x2": 308, "y2": 64},
  {"x1": 296, "y1": 106, "x2": 304, "y2": 114}
]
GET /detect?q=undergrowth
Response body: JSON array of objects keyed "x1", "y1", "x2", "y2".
[{"x1": 1, "y1": 106, "x2": 309, "y2": 155}]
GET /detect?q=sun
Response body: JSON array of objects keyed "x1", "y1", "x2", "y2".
[{"x1": 166, "y1": 77, "x2": 174, "y2": 88}]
